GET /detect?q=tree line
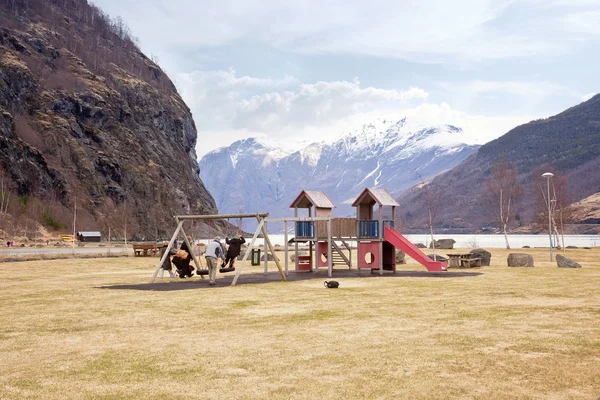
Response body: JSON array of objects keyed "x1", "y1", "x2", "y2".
[{"x1": 415, "y1": 159, "x2": 576, "y2": 249}]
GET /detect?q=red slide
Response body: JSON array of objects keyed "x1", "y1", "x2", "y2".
[{"x1": 384, "y1": 227, "x2": 447, "y2": 272}]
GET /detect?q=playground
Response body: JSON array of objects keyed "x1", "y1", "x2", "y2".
[
  {"x1": 152, "y1": 188, "x2": 446, "y2": 287},
  {"x1": 2, "y1": 187, "x2": 599, "y2": 398},
  {"x1": 1, "y1": 247, "x2": 599, "y2": 399}
]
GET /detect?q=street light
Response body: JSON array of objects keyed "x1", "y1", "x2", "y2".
[{"x1": 542, "y1": 172, "x2": 554, "y2": 261}]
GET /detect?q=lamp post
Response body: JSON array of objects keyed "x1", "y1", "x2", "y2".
[{"x1": 542, "y1": 172, "x2": 554, "y2": 261}]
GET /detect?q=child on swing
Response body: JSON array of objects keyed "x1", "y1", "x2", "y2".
[{"x1": 221, "y1": 233, "x2": 246, "y2": 269}]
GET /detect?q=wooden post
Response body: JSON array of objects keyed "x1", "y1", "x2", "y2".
[
  {"x1": 309, "y1": 241, "x2": 314, "y2": 272},
  {"x1": 357, "y1": 238, "x2": 361, "y2": 276},
  {"x1": 378, "y1": 205, "x2": 383, "y2": 240},
  {"x1": 180, "y1": 225, "x2": 204, "y2": 280},
  {"x1": 259, "y1": 218, "x2": 286, "y2": 282},
  {"x1": 284, "y1": 220, "x2": 289, "y2": 276},
  {"x1": 327, "y1": 218, "x2": 332, "y2": 278},
  {"x1": 263, "y1": 220, "x2": 268, "y2": 275},
  {"x1": 349, "y1": 240, "x2": 352, "y2": 269},
  {"x1": 294, "y1": 207, "x2": 298, "y2": 272},
  {"x1": 379, "y1": 241, "x2": 383, "y2": 276},
  {"x1": 232, "y1": 218, "x2": 265, "y2": 286},
  {"x1": 379, "y1": 204, "x2": 383, "y2": 275},
  {"x1": 150, "y1": 219, "x2": 184, "y2": 283}
]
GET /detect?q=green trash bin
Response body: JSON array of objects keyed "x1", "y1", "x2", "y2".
[{"x1": 251, "y1": 249, "x2": 261, "y2": 266}]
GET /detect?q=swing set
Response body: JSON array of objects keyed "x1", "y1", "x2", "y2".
[
  {"x1": 193, "y1": 215, "x2": 245, "y2": 275},
  {"x1": 151, "y1": 213, "x2": 286, "y2": 286}
]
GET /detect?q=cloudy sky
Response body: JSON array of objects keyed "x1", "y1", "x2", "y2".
[{"x1": 93, "y1": 0, "x2": 599, "y2": 157}]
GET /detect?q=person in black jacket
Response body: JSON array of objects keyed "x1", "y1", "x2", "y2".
[
  {"x1": 173, "y1": 235, "x2": 195, "y2": 278},
  {"x1": 222, "y1": 235, "x2": 246, "y2": 268},
  {"x1": 159, "y1": 241, "x2": 177, "y2": 278}
]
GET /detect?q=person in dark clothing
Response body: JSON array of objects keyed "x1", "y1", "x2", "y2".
[
  {"x1": 222, "y1": 235, "x2": 246, "y2": 268},
  {"x1": 173, "y1": 235, "x2": 195, "y2": 278},
  {"x1": 159, "y1": 241, "x2": 177, "y2": 278}
]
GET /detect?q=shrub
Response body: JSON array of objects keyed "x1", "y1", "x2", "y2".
[{"x1": 42, "y1": 212, "x2": 63, "y2": 230}]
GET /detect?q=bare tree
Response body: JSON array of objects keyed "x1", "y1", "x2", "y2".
[
  {"x1": 484, "y1": 159, "x2": 523, "y2": 249},
  {"x1": 0, "y1": 169, "x2": 10, "y2": 214},
  {"x1": 534, "y1": 169, "x2": 571, "y2": 252},
  {"x1": 114, "y1": 200, "x2": 138, "y2": 245}
]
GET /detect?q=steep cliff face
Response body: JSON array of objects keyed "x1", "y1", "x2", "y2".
[{"x1": 0, "y1": 0, "x2": 219, "y2": 238}]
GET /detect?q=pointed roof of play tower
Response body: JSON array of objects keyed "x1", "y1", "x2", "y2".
[
  {"x1": 351, "y1": 188, "x2": 399, "y2": 207},
  {"x1": 290, "y1": 190, "x2": 335, "y2": 209}
]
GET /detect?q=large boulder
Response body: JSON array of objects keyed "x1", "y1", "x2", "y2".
[
  {"x1": 414, "y1": 243, "x2": 427, "y2": 249},
  {"x1": 470, "y1": 248, "x2": 491, "y2": 266},
  {"x1": 427, "y1": 254, "x2": 448, "y2": 262},
  {"x1": 556, "y1": 254, "x2": 582, "y2": 268},
  {"x1": 507, "y1": 253, "x2": 534, "y2": 267},
  {"x1": 429, "y1": 239, "x2": 456, "y2": 249},
  {"x1": 395, "y1": 250, "x2": 406, "y2": 264},
  {"x1": 261, "y1": 253, "x2": 279, "y2": 262}
]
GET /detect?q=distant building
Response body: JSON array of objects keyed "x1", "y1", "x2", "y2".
[{"x1": 77, "y1": 231, "x2": 101, "y2": 242}]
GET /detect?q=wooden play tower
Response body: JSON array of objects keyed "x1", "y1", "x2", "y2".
[
  {"x1": 289, "y1": 190, "x2": 354, "y2": 274},
  {"x1": 352, "y1": 187, "x2": 400, "y2": 275}
]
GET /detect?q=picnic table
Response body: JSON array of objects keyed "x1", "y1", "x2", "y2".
[
  {"x1": 447, "y1": 253, "x2": 482, "y2": 268},
  {"x1": 132, "y1": 243, "x2": 160, "y2": 257}
]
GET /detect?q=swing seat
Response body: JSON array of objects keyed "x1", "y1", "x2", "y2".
[
  {"x1": 196, "y1": 269, "x2": 209, "y2": 276},
  {"x1": 219, "y1": 267, "x2": 235, "y2": 273}
]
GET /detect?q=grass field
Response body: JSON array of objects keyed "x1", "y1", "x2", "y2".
[{"x1": 1, "y1": 247, "x2": 599, "y2": 399}]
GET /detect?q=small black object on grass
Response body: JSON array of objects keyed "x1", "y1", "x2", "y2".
[{"x1": 324, "y1": 280, "x2": 339, "y2": 288}]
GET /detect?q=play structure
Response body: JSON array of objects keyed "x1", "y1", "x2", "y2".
[
  {"x1": 152, "y1": 187, "x2": 447, "y2": 286},
  {"x1": 285, "y1": 188, "x2": 447, "y2": 276}
]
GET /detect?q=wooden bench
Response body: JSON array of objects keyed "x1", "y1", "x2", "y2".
[
  {"x1": 132, "y1": 243, "x2": 159, "y2": 257},
  {"x1": 447, "y1": 253, "x2": 481, "y2": 268},
  {"x1": 460, "y1": 257, "x2": 482, "y2": 268}
]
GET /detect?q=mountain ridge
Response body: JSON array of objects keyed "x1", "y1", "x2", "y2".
[
  {"x1": 398, "y1": 94, "x2": 600, "y2": 231},
  {"x1": 200, "y1": 117, "x2": 480, "y2": 219}
]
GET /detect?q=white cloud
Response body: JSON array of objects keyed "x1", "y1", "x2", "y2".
[
  {"x1": 233, "y1": 79, "x2": 428, "y2": 131},
  {"x1": 183, "y1": 70, "x2": 582, "y2": 157},
  {"x1": 84, "y1": 0, "x2": 599, "y2": 161},
  {"x1": 177, "y1": 68, "x2": 428, "y2": 135},
  {"x1": 94, "y1": 0, "x2": 595, "y2": 63},
  {"x1": 177, "y1": 68, "x2": 299, "y2": 129},
  {"x1": 563, "y1": 11, "x2": 600, "y2": 35},
  {"x1": 439, "y1": 80, "x2": 580, "y2": 114},
  {"x1": 582, "y1": 92, "x2": 597, "y2": 101}
]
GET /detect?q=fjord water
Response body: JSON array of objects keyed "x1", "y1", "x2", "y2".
[{"x1": 265, "y1": 234, "x2": 599, "y2": 248}]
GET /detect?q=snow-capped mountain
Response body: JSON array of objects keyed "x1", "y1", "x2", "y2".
[{"x1": 199, "y1": 118, "x2": 480, "y2": 219}]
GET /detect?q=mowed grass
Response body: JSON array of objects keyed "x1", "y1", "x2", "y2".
[{"x1": 1, "y1": 248, "x2": 600, "y2": 399}]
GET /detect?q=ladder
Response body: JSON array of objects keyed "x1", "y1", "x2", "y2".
[{"x1": 331, "y1": 241, "x2": 351, "y2": 268}]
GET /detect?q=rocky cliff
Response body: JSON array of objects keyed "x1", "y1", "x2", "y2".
[{"x1": 0, "y1": 0, "x2": 220, "y2": 238}]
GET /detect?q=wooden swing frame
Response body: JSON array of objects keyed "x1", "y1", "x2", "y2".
[{"x1": 150, "y1": 213, "x2": 287, "y2": 286}]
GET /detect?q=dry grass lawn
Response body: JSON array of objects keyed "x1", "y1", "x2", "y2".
[{"x1": 1, "y1": 247, "x2": 599, "y2": 399}]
